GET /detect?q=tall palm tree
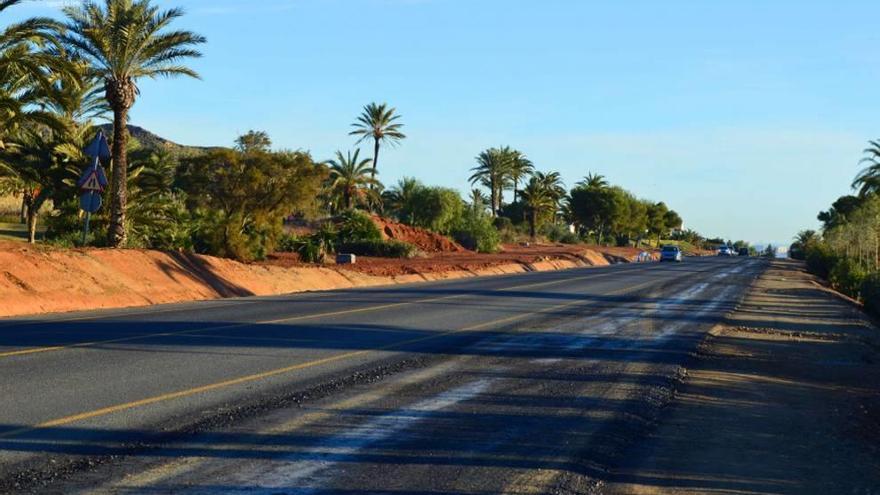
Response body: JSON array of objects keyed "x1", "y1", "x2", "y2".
[
  {"x1": 469, "y1": 147, "x2": 512, "y2": 217},
  {"x1": 326, "y1": 149, "x2": 379, "y2": 210},
  {"x1": 853, "y1": 140, "x2": 880, "y2": 197},
  {"x1": 349, "y1": 102, "x2": 405, "y2": 188},
  {"x1": 62, "y1": 0, "x2": 205, "y2": 247},
  {"x1": 506, "y1": 148, "x2": 533, "y2": 203},
  {"x1": 520, "y1": 176, "x2": 556, "y2": 240}
]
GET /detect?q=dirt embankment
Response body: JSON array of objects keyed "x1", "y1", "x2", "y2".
[
  {"x1": 0, "y1": 240, "x2": 625, "y2": 319},
  {"x1": 370, "y1": 216, "x2": 465, "y2": 253}
]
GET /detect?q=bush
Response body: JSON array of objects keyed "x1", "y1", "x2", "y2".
[
  {"x1": 861, "y1": 273, "x2": 880, "y2": 316},
  {"x1": 337, "y1": 239, "x2": 417, "y2": 258},
  {"x1": 277, "y1": 233, "x2": 300, "y2": 253},
  {"x1": 336, "y1": 209, "x2": 381, "y2": 243},
  {"x1": 297, "y1": 239, "x2": 327, "y2": 263},
  {"x1": 829, "y1": 257, "x2": 868, "y2": 299},
  {"x1": 805, "y1": 242, "x2": 836, "y2": 279},
  {"x1": 408, "y1": 186, "x2": 464, "y2": 234},
  {"x1": 452, "y1": 209, "x2": 500, "y2": 253},
  {"x1": 559, "y1": 231, "x2": 580, "y2": 244},
  {"x1": 493, "y1": 216, "x2": 517, "y2": 244},
  {"x1": 541, "y1": 223, "x2": 575, "y2": 243}
]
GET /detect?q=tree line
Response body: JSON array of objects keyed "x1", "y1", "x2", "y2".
[
  {"x1": 792, "y1": 139, "x2": 880, "y2": 315},
  {"x1": 0, "y1": 0, "x2": 718, "y2": 262}
]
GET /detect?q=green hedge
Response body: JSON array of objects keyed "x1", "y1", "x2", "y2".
[{"x1": 336, "y1": 239, "x2": 417, "y2": 258}]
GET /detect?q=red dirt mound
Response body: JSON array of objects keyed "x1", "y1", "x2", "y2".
[{"x1": 370, "y1": 216, "x2": 466, "y2": 253}]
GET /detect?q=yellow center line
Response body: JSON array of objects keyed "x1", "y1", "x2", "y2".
[
  {"x1": 0, "y1": 266, "x2": 651, "y2": 360},
  {"x1": 0, "y1": 278, "x2": 658, "y2": 440}
]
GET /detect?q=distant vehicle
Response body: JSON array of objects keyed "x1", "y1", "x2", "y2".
[
  {"x1": 738, "y1": 247, "x2": 750, "y2": 256},
  {"x1": 660, "y1": 245, "x2": 682, "y2": 262},
  {"x1": 718, "y1": 246, "x2": 733, "y2": 256}
]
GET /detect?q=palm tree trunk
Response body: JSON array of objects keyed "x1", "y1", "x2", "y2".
[
  {"x1": 27, "y1": 209, "x2": 36, "y2": 244},
  {"x1": 108, "y1": 106, "x2": 129, "y2": 247},
  {"x1": 370, "y1": 138, "x2": 380, "y2": 189},
  {"x1": 23, "y1": 191, "x2": 36, "y2": 244}
]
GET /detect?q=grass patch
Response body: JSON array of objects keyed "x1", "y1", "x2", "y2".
[{"x1": 0, "y1": 221, "x2": 47, "y2": 242}]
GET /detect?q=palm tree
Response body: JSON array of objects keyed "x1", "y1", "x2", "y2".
[
  {"x1": 853, "y1": 140, "x2": 880, "y2": 196},
  {"x1": 62, "y1": 0, "x2": 205, "y2": 247},
  {"x1": 577, "y1": 172, "x2": 608, "y2": 189},
  {"x1": 520, "y1": 176, "x2": 556, "y2": 240},
  {"x1": 468, "y1": 188, "x2": 488, "y2": 213},
  {"x1": 234, "y1": 130, "x2": 271, "y2": 153},
  {"x1": 0, "y1": 1, "x2": 67, "y2": 151},
  {"x1": 325, "y1": 149, "x2": 379, "y2": 210},
  {"x1": 469, "y1": 147, "x2": 512, "y2": 217},
  {"x1": 383, "y1": 176, "x2": 421, "y2": 224},
  {"x1": 532, "y1": 171, "x2": 565, "y2": 223},
  {"x1": 507, "y1": 148, "x2": 533, "y2": 203},
  {"x1": 349, "y1": 102, "x2": 405, "y2": 188}
]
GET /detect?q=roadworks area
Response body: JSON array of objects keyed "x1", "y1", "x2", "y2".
[{"x1": 0, "y1": 240, "x2": 642, "y2": 319}]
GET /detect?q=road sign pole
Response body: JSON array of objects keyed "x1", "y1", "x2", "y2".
[{"x1": 82, "y1": 191, "x2": 93, "y2": 245}]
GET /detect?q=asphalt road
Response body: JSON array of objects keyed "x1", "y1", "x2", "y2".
[{"x1": 0, "y1": 256, "x2": 763, "y2": 493}]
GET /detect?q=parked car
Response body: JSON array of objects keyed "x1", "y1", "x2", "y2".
[
  {"x1": 660, "y1": 245, "x2": 683, "y2": 262},
  {"x1": 718, "y1": 246, "x2": 733, "y2": 256},
  {"x1": 738, "y1": 247, "x2": 750, "y2": 256}
]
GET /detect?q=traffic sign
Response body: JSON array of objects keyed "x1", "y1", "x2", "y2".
[
  {"x1": 84, "y1": 131, "x2": 111, "y2": 161},
  {"x1": 80, "y1": 192, "x2": 102, "y2": 213},
  {"x1": 77, "y1": 157, "x2": 108, "y2": 192}
]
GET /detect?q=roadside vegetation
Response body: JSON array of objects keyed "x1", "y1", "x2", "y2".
[
  {"x1": 793, "y1": 139, "x2": 880, "y2": 315},
  {"x1": 0, "y1": 0, "x2": 739, "y2": 263}
]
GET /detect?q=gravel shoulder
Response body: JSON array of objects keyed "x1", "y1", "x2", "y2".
[{"x1": 606, "y1": 259, "x2": 880, "y2": 494}]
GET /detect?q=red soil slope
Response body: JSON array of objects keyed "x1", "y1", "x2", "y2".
[{"x1": 370, "y1": 216, "x2": 465, "y2": 253}]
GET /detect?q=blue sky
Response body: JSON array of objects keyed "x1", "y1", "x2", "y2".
[{"x1": 11, "y1": 0, "x2": 880, "y2": 245}]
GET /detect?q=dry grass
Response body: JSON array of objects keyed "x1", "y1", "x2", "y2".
[{"x1": 0, "y1": 194, "x2": 20, "y2": 221}]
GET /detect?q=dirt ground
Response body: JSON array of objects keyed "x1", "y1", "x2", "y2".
[
  {"x1": 606, "y1": 260, "x2": 880, "y2": 494},
  {"x1": 265, "y1": 243, "x2": 648, "y2": 277}
]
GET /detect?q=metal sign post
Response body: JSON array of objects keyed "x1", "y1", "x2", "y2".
[{"x1": 78, "y1": 132, "x2": 111, "y2": 244}]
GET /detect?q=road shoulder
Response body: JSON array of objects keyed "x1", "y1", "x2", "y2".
[{"x1": 606, "y1": 259, "x2": 880, "y2": 494}]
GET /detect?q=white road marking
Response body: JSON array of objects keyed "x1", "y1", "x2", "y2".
[{"x1": 206, "y1": 379, "x2": 495, "y2": 493}]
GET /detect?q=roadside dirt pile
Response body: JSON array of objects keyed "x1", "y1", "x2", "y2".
[
  {"x1": 0, "y1": 241, "x2": 609, "y2": 318},
  {"x1": 370, "y1": 216, "x2": 465, "y2": 253}
]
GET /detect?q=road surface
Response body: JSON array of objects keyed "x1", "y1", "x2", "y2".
[{"x1": 0, "y1": 257, "x2": 761, "y2": 493}]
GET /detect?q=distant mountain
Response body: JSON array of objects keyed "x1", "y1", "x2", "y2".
[{"x1": 98, "y1": 124, "x2": 224, "y2": 156}]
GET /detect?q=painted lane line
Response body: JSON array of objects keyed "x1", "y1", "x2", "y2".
[
  {"x1": 0, "y1": 277, "x2": 661, "y2": 440},
  {"x1": 0, "y1": 263, "x2": 660, "y2": 360}
]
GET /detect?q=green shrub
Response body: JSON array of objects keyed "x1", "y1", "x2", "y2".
[
  {"x1": 559, "y1": 231, "x2": 580, "y2": 244},
  {"x1": 493, "y1": 216, "x2": 517, "y2": 244},
  {"x1": 337, "y1": 239, "x2": 417, "y2": 258},
  {"x1": 861, "y1": 273, "x2": 880, "y2": 316},
  {"x1": 453, "y1": 209, "x2": 500, "y2": 253},
  {"x1": 336, "y1": 209, "x2": 381, "y2": 243},
  {"x1": 805, "y1": 242, "x2": 836, "y2": 279},
  {"x1": 540, "y1": 223, "x2": 573, "y2": 243},
  {"x1": 409, "y1": 186, "x2": 464, "y2": 234},
  {"x1": 277, "y1": 233, "x2": 300, "y2": 252},
  {"x1": 829, "y1": 257, "x2": 868, "y2": 299}
]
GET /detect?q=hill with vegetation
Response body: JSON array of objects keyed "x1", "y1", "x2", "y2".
[{"x1": 98, "y1": 124, "x2": 223, "y2": 157}]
